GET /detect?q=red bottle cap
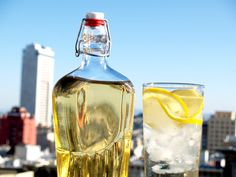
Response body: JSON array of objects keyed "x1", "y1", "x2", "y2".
[{"x1": 85, "y1": 12, "x2": 105, "y2": 27}]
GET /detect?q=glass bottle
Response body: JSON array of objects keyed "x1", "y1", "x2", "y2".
[{"x1": 52, "y1": 12, "x2": 135, "y2": 177}]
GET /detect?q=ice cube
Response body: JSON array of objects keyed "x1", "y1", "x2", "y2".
[
  {"x1": 182, "y1": 154, "x2": 197, "y2": 171},
  {"x1": 144, "y1": 125, "x2": 171, "y2": 148},
  {"x1": 188, "y1": 139, "x2": 195, "y2": 146},
  {"x1": 144, "y1": 126, "x2": 176, "y2": 162},
  {"x1": 149, "y1": 145, "x2": 173, "y2": 162},
  {"x1": 182, "y1": 124, "x2": 201, "y2": 142},
  {"x1": 168, "y1": 133, "x2": 188, "y2": 155}
]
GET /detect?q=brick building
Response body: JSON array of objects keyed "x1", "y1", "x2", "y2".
[{"x1": 0, "y1": 107, "x2": 36, "y2": 146}]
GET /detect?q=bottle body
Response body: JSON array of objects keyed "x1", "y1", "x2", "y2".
[{"x1": 53, "y1": 75, "x2": 134, "y2": 177}]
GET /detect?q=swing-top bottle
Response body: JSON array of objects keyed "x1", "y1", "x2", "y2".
[{"x1": 52, "y1": 12, "x2": 135, "y2": 177}]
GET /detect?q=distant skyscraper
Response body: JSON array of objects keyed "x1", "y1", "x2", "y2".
[
  {"x1": 207, "y1": 111, "x2": 236, "y2": 151},
  {"x1": 20, "y1": 44, "x2": 54, "y2": 127}
]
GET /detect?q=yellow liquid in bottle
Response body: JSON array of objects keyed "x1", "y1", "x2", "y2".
[{"x1": 52, "y1": 76, "x2": 135, "y2": 177}]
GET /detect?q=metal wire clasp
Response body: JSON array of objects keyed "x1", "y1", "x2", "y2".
[{"x1": 75, "y1": 19, "x2": 111, "y2": 57}]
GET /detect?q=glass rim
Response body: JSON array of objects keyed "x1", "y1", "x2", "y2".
[{"x1": 143, "y1": 82, "x2": 204, "y2": 89}]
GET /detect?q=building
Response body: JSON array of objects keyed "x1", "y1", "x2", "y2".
[
  {"x1": 20, "y1": 44, "x2": 54, "y2": 127},
  {"x1": 129, "y1": 163, "x2": 144, "y2": 177},
  {"x1": 15, "y1": 145, "x2": 41, "y2": 161},
  {"x1": 201, "y1": 120, "x2": 208, "y2": 151},
  {"x1": 225, "y1": 135, "x2": 236, "y2": 147},
  {"x1": 0, "y1": 107, "x2": 36, "y2": 146},
  {"x1": 37, "y1": 126, "x2": 55, "y2": 152},
  {"x1": 219, "y1": 149, "x2": 236, "y2": 177},
  {"x1": 207, "y1": 111, "x2": 236, "y2": 151},
  {"x1": 132, "y1": 113, "x2": 143, "y2": 150},
  {"x1": 199, "y1": 166, "x2": 223, "y2": 177},
  {"x1": 0, "y1": 117, "x2": 8, "y2": 145}
]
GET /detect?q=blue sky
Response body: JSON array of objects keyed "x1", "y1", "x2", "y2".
[{"x1": 0, "y1": 0, "x2": 236, "y2": 113}]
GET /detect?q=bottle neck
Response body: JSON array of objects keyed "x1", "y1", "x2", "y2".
[
  {"x1": 80, "y1": 54, "x2": 107, "y2": 70},
  {"x1": 82, "y1": 25, "x2": 109, "y2": 57},
  {"x1": 75, "y1": 19, "x2": 111, "y2": 58}
]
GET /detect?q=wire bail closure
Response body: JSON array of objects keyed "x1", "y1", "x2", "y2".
[{"x1": 75, "y1": 19, "x2": 111, "y2": 57}]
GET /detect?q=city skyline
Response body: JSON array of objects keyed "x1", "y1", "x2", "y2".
[{"x1": 0, "y1": 0, "x2": 236, "y2": 113}]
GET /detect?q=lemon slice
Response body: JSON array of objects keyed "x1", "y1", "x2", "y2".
[
  {"x1": 143, "y1": 88, "x2": 189, "y2": 122},
  {"x1": 172, "y1": 89, "x2": 204, "y2": 119},
  {"x1": 143, "y1": 88, "x2": 203, "y2": 125}
]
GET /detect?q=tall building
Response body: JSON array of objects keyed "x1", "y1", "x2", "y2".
[
  {"x1": 201, "y1": 120, "x2": 208, "y2": 151},
  {"x1": 20, "y1": 44, "x2": 54, "y2": 127},
  {"x1": 0, "y1": 107, "x2": 36, "y2": 146},
  {"x1": 207, "y1": 111, "x2": 236, "y2": 151}
]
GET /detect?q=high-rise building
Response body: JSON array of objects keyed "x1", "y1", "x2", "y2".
[
  {"x1": 0, "y1": 107, "x2": 36, "y2": 146},
  {"x1": 207, "y1": 111, "x2": 236, "y2": 151},
  {"x1": 201, "y1": 120, "x2": 208, "y2": 151},
  {"x1": 20, "y1": 44, "x2": 54, "y2": 127}
]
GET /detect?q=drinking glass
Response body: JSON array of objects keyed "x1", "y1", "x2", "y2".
[{"x1": 142, "y1": 83, "x2": 204, "y2": 177}]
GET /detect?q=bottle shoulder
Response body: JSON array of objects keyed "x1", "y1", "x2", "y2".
[
  {"x1": 66, "y1": 64, "x2": 132, "y2": 83},
  {"x1": 53, "y1": 59, "x2": 135, "y2": 94}
]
